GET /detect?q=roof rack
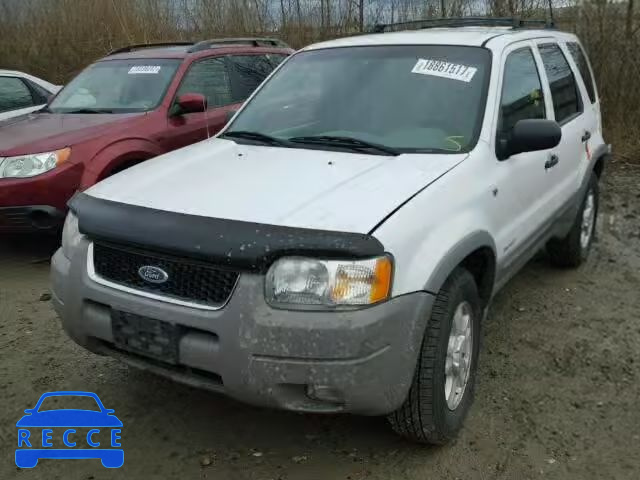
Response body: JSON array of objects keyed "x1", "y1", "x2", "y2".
[
  {"x1": 372, "y1": 17, "x2": 554, "y2": 34},
  {"x1": 108, "y1": 42, "x2": 195, "y2": 56},
  {"x1": 188, "y1": 37, "x2": 290, "y2": 53}
]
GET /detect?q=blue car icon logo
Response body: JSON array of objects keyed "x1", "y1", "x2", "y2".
[{"x1": 16, "y1": 391, "x2": 123, "y2": 468}]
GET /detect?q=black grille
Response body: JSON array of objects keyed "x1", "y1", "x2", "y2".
[{"x1": 93, "y1": 242, "x2": 239, "y2": 306}]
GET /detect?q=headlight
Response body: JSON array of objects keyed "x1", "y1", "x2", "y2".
[
  {"x1": 0, "y1": 147, "x2": 71, "y2": 178},
  {"x1": 61, "y1": 212, "x2": 82, "y2": 259},
  {"x1": 266, "y1": 256, "x2": 393, "y2": 308}
]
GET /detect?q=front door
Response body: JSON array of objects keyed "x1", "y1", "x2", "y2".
[
  {"x1": 490, "y1": 41, "x2": 559, "y2": 269},
  {"x1": 165, "y1": 57, "x2": 240, "y2": 151}
]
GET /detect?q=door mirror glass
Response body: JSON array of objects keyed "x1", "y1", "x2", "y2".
[
  {"x1": 504, "y1": 119, "x2": 561, "y2": 158},
  {"x1": 175, "y1": 93, "x2": 207, "y2": 115}
]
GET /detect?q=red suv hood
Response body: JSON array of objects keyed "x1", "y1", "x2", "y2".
[{"x1": 0, "y1": 112, "x2": 147, "y2": 156}]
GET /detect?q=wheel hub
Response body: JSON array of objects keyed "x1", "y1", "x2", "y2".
[
  {"x1": 445, "y1": 301, "x2": 473, "y2": 411},
  {"x1": 580, "y1": 190, "x2": 596, "y2": 251}
]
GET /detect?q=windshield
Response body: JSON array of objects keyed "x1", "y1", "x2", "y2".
[
  {"x1": 37, "y1": 395, "x2": 101, "y2": 412},
  {"x1": 227, "y1": 45, "x2": 491, "y2": 153},
  {"x1": 49, "y1": 59, "x2": 181, "y2": 113}
]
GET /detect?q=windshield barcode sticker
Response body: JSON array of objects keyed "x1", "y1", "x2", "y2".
[
  {"x1": 128, "y1": 66, "x2": 161, "y2": 75},
  {"x1": 411, "y1": 59, "x2": 477, "y2": 83}
]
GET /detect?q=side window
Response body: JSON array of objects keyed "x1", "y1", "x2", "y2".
[
  {"x1": 25, "y1": 80, "x2": 52, "y2": 104},
  {"x1": 498, "y1": 48, "x2": 546, "y2": 141},
  {"x1": 538, "y1": 43, "x2": 582, "y2": 123},
  {"x1": 226, "y1": 55, "x2": 277, "y2": 103},
  {"x1": 0, "y1": 77, "x2": 35, "y2": 112},
  {"x1": 176, "y1": 58, "x2": 232, "y2": 109},
  {"x1": 566, "y1": 42, "x2": 596, "y2": 104}
]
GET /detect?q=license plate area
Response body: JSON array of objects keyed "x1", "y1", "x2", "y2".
[{"x1": 111, "y1": 310, "x2": 181, "y2": 364}]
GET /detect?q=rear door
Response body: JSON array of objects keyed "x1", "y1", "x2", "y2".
[
  {"x1": 534, "y1": 40, "x2": 586, "y2": 209},
  {"x1": 564, "y1": 41, "x2": 600, "y2": 184},
  {"x1": 0, "y1": 76, "x2": 44, "y2": 121}
]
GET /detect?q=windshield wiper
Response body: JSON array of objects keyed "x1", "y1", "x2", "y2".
[
  {"x1": 221, "y1": 130, "x2": 292, "y2": 147},
  {"x1": 288, "y1": 135, "x2": 400, "y2": 156},
  {"x1": 66, "y1": 108, "x2": 114, "y2": 114}
]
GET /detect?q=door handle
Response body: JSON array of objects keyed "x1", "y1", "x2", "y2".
[
  {"x1": 545, "y1": 154, "x2": 559, "y2": 170},
  {"x1": 581, "y1": 131, "x2": 591, "y2": 142}
]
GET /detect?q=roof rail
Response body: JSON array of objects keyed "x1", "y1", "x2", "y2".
[
  {"x1": 372, "y1": 17, "x2": 554, "y2": 33},
  {"x1": 108, "y1": 42, "x2": 195, "y2": 56},
  {"x1": 188, "y1": 37, "x2": 290, "y2": 53}
]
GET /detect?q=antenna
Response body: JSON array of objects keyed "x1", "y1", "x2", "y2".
[{"x1": 547, "y1": 0, "x2": 555, "y2": 26}]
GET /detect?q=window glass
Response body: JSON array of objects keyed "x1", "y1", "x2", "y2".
[
  {"x1": 50, "y1": 59, "x2": 180, "y2": 113},
  {"x1": 0, "y1": 77, "x2": 34, "y2": 112},
  {"x1": 177, "y1": 58, "x2": 232, "y2": 108},
  {"x1": 227, "y1": 55, "x2": 279, "y2": 103},
  {"x1": 266, "y1": 54, "x2": 289, "y2": 67},
  {"x1": 538, "y1": 43, "x2": 582, "y2": 123},
  {"x1": 229, "y1": 45, "x2": 491, "y2": 153},
  {"x1": 498, "y1": 48, "x2": 546, "y2": 139},
  {"x1": 566, "y1": 42, "x2": 596, "y2": 103}
]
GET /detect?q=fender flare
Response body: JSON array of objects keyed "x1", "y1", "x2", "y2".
[
  {"x1": 79, "y1": 138, "x2": 164, "y2": 188},
  {"x1": 423, "y1": 230, "x2": 497, "y2": 296}
]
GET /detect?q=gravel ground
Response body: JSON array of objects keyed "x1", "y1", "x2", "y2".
[{"x1": 1, "y1": 166, "x2": 639, "y2": 480}]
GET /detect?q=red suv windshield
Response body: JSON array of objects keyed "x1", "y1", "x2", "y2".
[{"x1": 49, "y1": 59, "x2": 181, "y2": 113}]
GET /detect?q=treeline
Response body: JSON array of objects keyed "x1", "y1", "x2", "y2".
[{"x1": 0, "y1": 0, "x2": 637, "y2": 157}]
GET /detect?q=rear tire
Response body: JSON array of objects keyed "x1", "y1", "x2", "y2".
[
  {"x1": 388, "y1": 267, "x2": 481, "y2": 444},
  {"x1": 547, "y1": 172, "x2": 599, "y2": 268}
]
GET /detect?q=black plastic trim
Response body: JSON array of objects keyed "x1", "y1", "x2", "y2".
[{"x1": 69, "y1": 193, "x2": 385, "y2": 272}]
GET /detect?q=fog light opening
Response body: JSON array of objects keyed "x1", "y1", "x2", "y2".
[{"x1": 306, "y1": 385, "x2": 344, "y2": 404}]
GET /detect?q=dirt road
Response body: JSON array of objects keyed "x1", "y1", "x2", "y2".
[{"x1": 1, "y1": 166, "x2": 639, "y2": 480}]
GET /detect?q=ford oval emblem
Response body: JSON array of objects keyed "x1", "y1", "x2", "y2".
[{"x1": 138, "y1": 265, "x2": 169, "y2": 284}]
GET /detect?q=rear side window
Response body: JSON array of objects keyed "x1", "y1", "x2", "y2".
[
  {"x1": 177, "y1": 58, "x2": 233, "y2": 108},
  {"x1": 566, "y1": 42, "x2": 596, "y2": 103},
  {"x1": 538, "y1": 43, "x2": 582, "y2": 123},
  {"x1": 0, "y1": 77, "x2": 35, "y2": 112},
  {"x1": 498, "y1": 48, "x2": 546, "y2": 140},
  {"x1": 226, "y1": 55, "x2": 277, "y2": 103}
]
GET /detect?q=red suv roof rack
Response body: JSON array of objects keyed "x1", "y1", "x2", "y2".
[
  {"x1": 108, "y1": 42, "x2": 195, "y2": 56},
  {"x1": 188, "y1": 37, "x2": 290, "y2": 53}
]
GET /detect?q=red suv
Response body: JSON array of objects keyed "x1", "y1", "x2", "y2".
[{"x1": 0, "y1": 38, "x2": 292, "y2": 233}]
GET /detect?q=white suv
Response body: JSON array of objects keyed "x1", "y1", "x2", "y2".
[{"x1": 52, "y1": 19, "x2": 609, "y2": 444}]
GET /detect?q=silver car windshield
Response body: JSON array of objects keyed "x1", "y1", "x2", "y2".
[{"x1": 227, "y1": 45, "x2": 491, "y2": 153}]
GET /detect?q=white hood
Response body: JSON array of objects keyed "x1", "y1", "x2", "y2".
[{"x1": 87, "y1": 139, "x2": 465, "y2": 234}]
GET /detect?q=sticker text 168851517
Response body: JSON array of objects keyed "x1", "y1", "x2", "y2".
[{"x1": 411, "y1": 58, "x2": 477, "y2": 83}]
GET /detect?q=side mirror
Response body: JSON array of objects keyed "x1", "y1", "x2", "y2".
[
  {"x1": 500, "y1": 119, "x2": 561, "y2": 160},
  {"x1": 226, "y1": 108, "x2": 239, "y2": 124},
  {"x1": 175, "y1": 93, "x2": 207, "y2": 115}
]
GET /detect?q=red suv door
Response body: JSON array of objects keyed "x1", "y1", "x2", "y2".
[{"x1": 165, "y1": 53, "x2": 287, "y2": 150}]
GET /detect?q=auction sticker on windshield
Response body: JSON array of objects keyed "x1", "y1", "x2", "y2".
[
  {"x1": 411, "y1": 58, "x2": 477, "y2": 83},
  {"x1": 128, "y1": 66, "x2": 161, "y2": 74}
]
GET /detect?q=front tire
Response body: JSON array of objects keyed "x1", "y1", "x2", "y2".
[
  {"x1": 388, "y1": 267, "x2": 481, "y2": 444},
  {"x1": 547, "y1": 172, "x2": 599, "y2": 268}
]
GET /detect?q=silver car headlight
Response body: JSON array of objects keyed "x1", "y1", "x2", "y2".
[
  {"x1": 265, "y1": 255, "x2": 393, "y2": 308},
  {"x1": 61, "y1": 212, "x2": 82, "y2": 259},
  {"x1": 0, "y1": 148, "x2": 71, "y2": 178}
]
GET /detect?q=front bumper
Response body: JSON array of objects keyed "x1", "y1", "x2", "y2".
[
  {"x1": 51, "y1": 240, "x2": 434, "y2": 415},
  {"x1": 0, "y1": 162, "x2": 83, "y2": 232},
  {"x1": 0, "y1": 205, "x2": 65, "y2": 232}
]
